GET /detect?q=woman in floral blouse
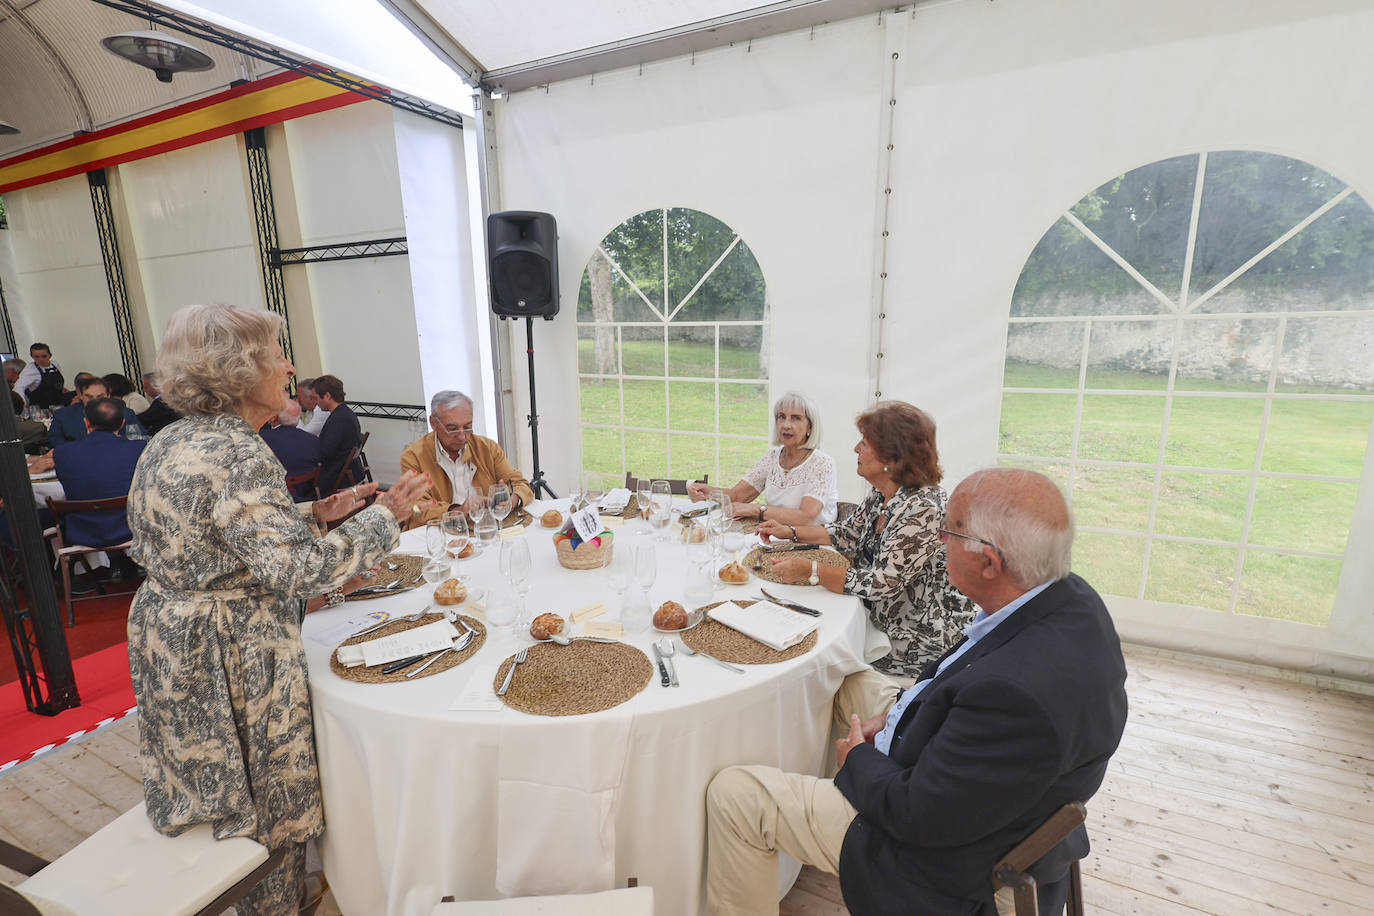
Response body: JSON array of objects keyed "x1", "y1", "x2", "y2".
[
  {"x1": 126, "y1": 304, "x2": 431, "y2": 915},
  {"x1": 758, "y1": 401, "x2": 972, "y2": 676}
]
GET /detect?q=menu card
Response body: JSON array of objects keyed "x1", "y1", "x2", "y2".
[
  {"x1": 336, "y1": 620, "x2": 459, "y2": 667},
  {"x1": 707, "y1": 600, "x2": 817, "y2": 651}
]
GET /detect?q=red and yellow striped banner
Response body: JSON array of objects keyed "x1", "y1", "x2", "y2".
[{"x1": 0, "y1": 71, "x2": 376, "y2": 194}]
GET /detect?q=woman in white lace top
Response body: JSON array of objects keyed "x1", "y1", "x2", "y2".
[{"x1": 688, "y1": 391, "x2": 839, "y2": 525}]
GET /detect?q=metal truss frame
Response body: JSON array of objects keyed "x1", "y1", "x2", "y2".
[
  {"x1": 272, "y1": 238, "x2": 409, "y2": 268},
  {"x1": 244, "y1": 127, "x2": 296, "y2": 369},
  {"x1": 351, "y1": 400, "x2": 426, "y2": 423},
  {"x1": 88, "y1": 0, "x2": 464, "y2": 130},
  {"x1": 87, "y1": 169, "x2": 141, "y2": 382}
]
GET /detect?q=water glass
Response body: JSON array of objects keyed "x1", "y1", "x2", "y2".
[
  {"x1": 425, "y1": 520, "x2": 447, "y2": 562},
  {"x1": 622, "y1": 583, "x2": 650, "y2": 635},
  {"x1": 486, "y1": 584, "x2": 516, "y2": 628},
  {"x1": 635, "y1": 478, "x2": 653, "y2": 529},
  {"x1": 475, "y1": 514, "x2": 499, "y2": 549},
  {"x1": 583, "y1": 470, "x2": 607, "y2": 510},
  {"x1": 634, "y1": 541, "x2": 657, "y2": 600},
  {"x1": 684, "y1": 543, "x2": 714, "y2": 607},
  {"x1": 421, "y1": 558, "x2": 451, "y2": 586},
  {"x1": 604, "y1": 546, "x2": 629, "y2": 599},
  {"x1": 650, "y1": 480, "x2": 673, "y2": 541},
  {"x1": 504, "y1": 537, "x2": 533, "y2": 630},
  {"x1": 442, "y1": 511, "x2": 470, "y2": 559}
]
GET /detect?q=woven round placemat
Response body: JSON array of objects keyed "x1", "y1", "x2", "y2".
[
  {"x1": 346, "y1": 554, "x2": 424, "y2": 601},
  {"x1": 492, "y1": 641, "x2": 652, "y2": 716},
  {"x1": 682, "y1": 601, "x2": 818, "y2": 664},
  {"x1": 330, "y1": 613, "x2": 486, "y2": 683},
  {"x1": 742, "y1": 547, "x2": 850, "y2": 585},
  {"x1": 501, "y1": 508, "x2": 534, "y2": 529}
]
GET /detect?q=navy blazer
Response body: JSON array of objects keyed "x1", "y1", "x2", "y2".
[
  {"x1": 137, "y1": 397, "x2": 181, "y2": 436},
  {"x1": 52, "y1": 431, "x2": 146, "y2": 547},
  {"x1": 317, "y1": 403, "x2": 363, "y2": 495},
  {"x1": 834, "y1": 574, "x2": 1128, "y2": 915},
  {"x1": 260, "y1": 422, "x2": 322, "y2": 500},
  {"x1": 47, "y1": 402, "x2": 147, "y2": 448}
]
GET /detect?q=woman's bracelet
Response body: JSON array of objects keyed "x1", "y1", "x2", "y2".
[{"x1": 789, "y1": 525, "x2": 799, "y2": 541}]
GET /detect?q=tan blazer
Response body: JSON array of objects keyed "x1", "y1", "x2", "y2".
[{"x1": 399, "y1": 431, "x2": 534, "y2": 530}]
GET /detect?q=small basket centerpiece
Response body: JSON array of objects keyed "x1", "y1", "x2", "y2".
[{"x1": 553, "y1": 517, "x2": 614, "y2": 570}]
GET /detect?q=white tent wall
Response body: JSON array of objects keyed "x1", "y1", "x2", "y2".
[
  {"x1": 492, "y1": 0, "x2": 1374, "y2": 681},
  {"x1": 2, "y1": 175, "x2": 126, "y2": 376}
]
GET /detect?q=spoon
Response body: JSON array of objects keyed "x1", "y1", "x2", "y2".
[
  {"x1": 656, "y1": 637, "x2": 679, "y2": 686},
  {"x1": 676, "y1": 639, "x2": 745, "y2": 673}
]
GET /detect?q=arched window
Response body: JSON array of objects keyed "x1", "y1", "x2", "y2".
[
  {"x1": 577, "y1": 208, "x2": 768, "y2": 483},
  {"x1": 1001, "y1": 151, "x2": 1374, "y2": 626}
]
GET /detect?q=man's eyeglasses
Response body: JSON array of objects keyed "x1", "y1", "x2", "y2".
[
  {"x1": 938, "y1": 527, "x2": 1003, "y2": 560},
  {"x1": 438, "y1": 423, "x2": 474, "y2": 436}
]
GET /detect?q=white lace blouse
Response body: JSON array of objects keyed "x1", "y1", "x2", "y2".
[{"x1": 742, "y1": 447, "x2": 839, "y2": 524}]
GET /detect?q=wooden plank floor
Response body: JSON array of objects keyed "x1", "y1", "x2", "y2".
[{"x1": 4, "y1": 648, "x2": 1372, "y2": 914}]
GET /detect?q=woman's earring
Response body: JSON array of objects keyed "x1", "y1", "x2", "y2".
[{"x1": 884, "y1": 465, "x2": 890, "y2": 473}]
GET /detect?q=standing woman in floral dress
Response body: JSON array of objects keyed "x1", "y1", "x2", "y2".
[{"x1": 126, "y1": 303, "x2": 431, "y2": 914}]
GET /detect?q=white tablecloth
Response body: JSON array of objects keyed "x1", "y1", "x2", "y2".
[{"x1": 302, "y1": 499, "x2": 889, "y2": 915}]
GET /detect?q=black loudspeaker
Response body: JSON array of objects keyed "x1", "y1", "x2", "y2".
[{"x1": 487, "y1": 210, "x2": 559, "y2": 319}]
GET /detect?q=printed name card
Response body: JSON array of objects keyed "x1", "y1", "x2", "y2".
[
  {"x1": 584, "y1": 621, "x2": 624, "y2": 639},
  {"x1": 570, "y1": 505, "x2": 603, "y2": 542},
  {"x1": 335, "y1": 620, "x2": 458, "y2": 667},
  {"x1": 602, "y1": 515, "x2": 623, "y2": 528},
  {"x1": 500, "y1": 525, "x2": 526, "y2": 539},
  {"x1": 571, "y1": 601, "x2": 607, "y2": 623}
]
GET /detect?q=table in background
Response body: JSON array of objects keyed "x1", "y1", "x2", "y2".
[{"x1": 302, "y1": 499, "x2": 889, "y2": 915}]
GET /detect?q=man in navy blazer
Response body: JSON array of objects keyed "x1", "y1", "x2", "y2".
[
  {"x1": 260, "y1": 400, "x2": 321, "y2": 500},
  {"x1": 706, "y1": 468, "x2": 1129, "y2": 916},
  {"x1": 47, "y1": 376, "x2": 147, "y2": 448},
  {"x1": 52, "y1": 397, "x2": 146, "y2": 550}
]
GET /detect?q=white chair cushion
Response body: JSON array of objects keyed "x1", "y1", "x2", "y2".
[
  {"x1": 18, "y1": 803, "x2": 269, "y2": 916},
  {"x1": 432, "y1": 886, "x2": 653, "y2": 916}
]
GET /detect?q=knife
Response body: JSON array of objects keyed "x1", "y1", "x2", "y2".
[
  {"x1": 758, "y1": 588, "x2": 823, "y2": 617},
  {"x1": 651, "y1": 643, "x2": 671, "y2": 686},
  {"x1": 381, "y1": 652, "x2": 428, "y2": 674},
  {"x1": 764, "y1": 543, "x2": 820, "y2": 553}
]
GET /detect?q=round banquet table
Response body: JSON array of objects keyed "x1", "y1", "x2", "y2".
[{"x1": 302, "y1": 499, "x2": 890, "y2": 915}]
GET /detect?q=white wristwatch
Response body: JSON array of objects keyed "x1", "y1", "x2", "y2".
[{"x1": 808, "y1": 559, "x2": 819, "y2": 586}]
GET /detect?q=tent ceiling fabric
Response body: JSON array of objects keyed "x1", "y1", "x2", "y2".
[{"x1": 386, "y1": 0, "x2": 901, "y2": 93}]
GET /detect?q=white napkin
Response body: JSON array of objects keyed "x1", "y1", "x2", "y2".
[
  {"x1": 708, "y1": 600, "x2": 817, "y2": 651},
  {"x1": 600, "y1": 487, "x2": 631, "y2": 510},
  {"x1": 335, "y1": 620, "x2": 458, "y2": 667}
]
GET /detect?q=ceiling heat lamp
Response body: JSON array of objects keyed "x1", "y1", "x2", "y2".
[{"x1": 101, "y1": 28, "x2": 214, "y2": 83}]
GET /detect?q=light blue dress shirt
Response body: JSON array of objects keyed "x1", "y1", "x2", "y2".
[{"x1": 874, "y1": 580, "x2": 1054, "y2": 755}]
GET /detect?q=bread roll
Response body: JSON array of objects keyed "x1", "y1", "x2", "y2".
[
  {"x1": 541, "y1": 509, "x2": 563, "y2": 528},
  {"x1": 719, "y1": 561, "x2": 750, "y2": 583},
  {"x1": 447, "y1": 539, "x2": 474, "y2": 559},
  {"x1": 434, "y1": 578, "x2": 468, "y2": 606},
  {"x1": 530, "y1": 612, "x2": 565, "y2": 640},
  {"x1": 653, "y1": 601, "x2": 689, "y2": 630}
]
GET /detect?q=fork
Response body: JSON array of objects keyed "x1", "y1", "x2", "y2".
[
  {"x1": 496, "y1": 648, "x2": 528, "y2": 696},
  {"x1": 405, "y1": 629, "x2": 475, "y2": 678},
  {"x1": 677, "y1": 639, "x2": 745, "y2": 673}
]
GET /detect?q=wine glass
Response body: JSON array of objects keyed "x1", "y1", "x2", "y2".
[
  {"x1": 442, "y1": 511, "x2": 470, "y2": 560},
  {"x1": 422, "y1": 558, "x2": 451, "y2": 587},
  {"x1": 489, "y1": 482, "x2": 513, "y2": 526},
  {"x1": 469, "y1": 495, "x2": 491, "y2": 529},
  {"x1": 634, "y1": 478, "x2": 653, "y2": 531},
  {"x1": 650, "y1": 480, "x2": 673, "y2": 542},
  {"x1": 424, "y1": 520, "x2": 446, "y2": 562},
  {"x1": 634, "y1": 541, "x2": 657, "y2": 603},
  {"x1": 583, "y1": 470, "x2": 606, "y2": 511},
  {"x1": 505, "y1": 537, "x2": 533, "y2": 631},
  {"x1": 475, "y1": 514, "x2": 499, "y2": 550},
  {"x1": 603, "y1": 546, "x2": 629, "y2": 609}
]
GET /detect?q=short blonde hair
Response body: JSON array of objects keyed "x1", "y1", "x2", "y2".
[
  {"x1": 157, "y1": 304, "x2": 283, "y2": 416},
  {"x1": 772, "y1": 391, "x2": 823, "y2": 450}
]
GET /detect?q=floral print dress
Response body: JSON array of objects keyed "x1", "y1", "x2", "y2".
[
  {"x1": 125, "y1": 413, "x2": 398, "y2": 910},
  {"x1": 826, "y1": 485, "x2": 974, "y2": 676}
]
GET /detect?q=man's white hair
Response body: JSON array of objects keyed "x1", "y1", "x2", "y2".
[
  {"x1": 430, "y1": 390, "x2": 473, "y2": 415},
  {"x1": 954, "y1": 468, "x2": 1074, "y2": 589}
]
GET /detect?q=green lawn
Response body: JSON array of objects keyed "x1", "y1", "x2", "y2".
[
  {"x1": 574, "y1": 347, "x2": 1370, "y2": 627},
  {"x1": 1000, "y1": 360, "x2": 1372, "y2": 625}
]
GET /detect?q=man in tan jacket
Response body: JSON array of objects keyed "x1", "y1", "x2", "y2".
[{"x1": 400, "y1": 390, "x2": 534, "y2": 530}]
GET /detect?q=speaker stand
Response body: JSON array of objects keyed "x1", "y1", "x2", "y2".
[{"x1": 522, "y1": 316, "x2": 558, "y2": 500}]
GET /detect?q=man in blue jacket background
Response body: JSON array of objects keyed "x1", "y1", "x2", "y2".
[{"x1": 52, "y1": 396, "x2": 146, "y2": 579}]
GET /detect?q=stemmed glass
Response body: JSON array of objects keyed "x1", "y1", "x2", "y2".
[
  {"x1": 424, "y1": 520, "x2": 447, "y2": 563},
  {"x1": 489, "y1": 483, "x2": 513, "y2": 528},
  {"x1": 649, "y1": 480, "x2": 673, "y2": 542},
  {"x1": 583, "y1": 470, "x2": 607, "y2": 512},
  {"x1": 634, "y1": 478, "x2": 653, "y2": 533},
  {"x1": 474, "y1": 513, "x2": 499, "y2": 551},
  {"x1": 442, "y1": 511, "x2": 470, "y2": 560},
  {"x1": 633, "y1": 541, "x2": 657, "y2": 605},
  {"x1": 603, "y1": 546, "x2": 629, "y2": 610},
  {"x1": 501, "y1": 537, "x2": 533, "y2": 632}
]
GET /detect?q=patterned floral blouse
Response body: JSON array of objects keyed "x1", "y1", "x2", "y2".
[
  {"x1": 126, "y1": 412, "x2": 399, "y2": 851},
  {"x1": 826, "y1": 485, "x2": 974, "y2": 677}
]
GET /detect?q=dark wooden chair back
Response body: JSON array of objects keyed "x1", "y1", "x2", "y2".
[
  {"x1": 624, "y1": 472, "x2": 708, "y2": 496},
  {"x1": 284, "y1": 467, "x2": 321, "y2": 502},
  {"x1": 992, "y1": 801, "x2": 1087, "y2": 916}
]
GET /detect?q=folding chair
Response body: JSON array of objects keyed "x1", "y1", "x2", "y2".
[
  {"x1": 0, "y1": 802, "x2": 284, "y2": 916},
  {"x1": 285, "y1": 467, "x2": 321, "y2": 502},
  {"x1": 992, "y1": 801, "x2": 1087, "y2": 916},
  {"x1": 330, "y1": 431, "x2": 372, "y2": 494},
  {"x1": 624, "y1": 472, "x2": 708, "y2": 496},
  {"x1": 45, "y1": 495, "x2": 141, "y2": 626}
]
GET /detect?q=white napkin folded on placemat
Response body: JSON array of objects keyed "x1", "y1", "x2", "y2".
[
  {"x1": 599, "y1": 488, "x2": 631, "y2": 510},
  {"x1": 708, "y1": 600, "x2": 817, "y2": 651},
  {"x1": 335, "y1": 620, "x2": 458, "y2": 667}
]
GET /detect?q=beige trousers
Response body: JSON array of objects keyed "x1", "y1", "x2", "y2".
[
  {"x1": 704, "y1": 669, "x2": 901, "y2": 915},
  {"x1": 706, "y1": 668, "x2": 1014, "y2": 915}
]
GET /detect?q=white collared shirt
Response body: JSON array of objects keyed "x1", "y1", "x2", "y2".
[{"x1": 434, "y1": 437, "x2": 476, "y2": 505}]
